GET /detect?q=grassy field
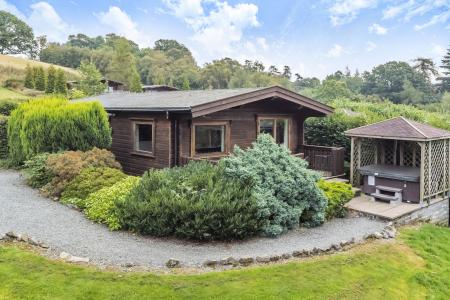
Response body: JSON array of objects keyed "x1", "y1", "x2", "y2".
[
  {"x1": 0, "y1": 224, "x2": 449, "y2": 299},
  {"x1": 0, "y1": 87, "x2": 29, "y2": 101},
  {"x1": 0, "y1": 54, "x2": 79, "y2": 84}
]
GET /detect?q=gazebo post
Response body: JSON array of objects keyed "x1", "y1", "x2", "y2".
[
  {"x1": 419, "y1": 142, "x2": 425, "y2": 204},
  {"x1": 350, "y1": 137, "x2": 355, "y2": 186}
]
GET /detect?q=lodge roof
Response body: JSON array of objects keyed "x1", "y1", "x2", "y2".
[
  {"x1": 77, "y1": 85, "x2": 334, "y2": 118},
  {"x1": 345, "y1": 116, "x2": 450, "y2": 141}
]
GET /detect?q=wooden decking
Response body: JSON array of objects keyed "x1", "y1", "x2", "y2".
[{"x1": 345, "y1": 194, "x2": 445, "y2": 220}]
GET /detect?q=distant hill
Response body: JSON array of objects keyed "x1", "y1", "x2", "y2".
[{"x1": 0, "y1": 54, "x2": 80, "y2": 84}]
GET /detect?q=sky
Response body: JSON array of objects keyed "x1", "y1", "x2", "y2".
[{"x1": 1, "y1": 0, "x2": 449, "y2": 79}]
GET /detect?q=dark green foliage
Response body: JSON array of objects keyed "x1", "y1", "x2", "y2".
[
  {"x1": 22, "y1": 153, "x2": 54, "y2": 188},
  {"x1": 78, "y1": 61, "x2": 105, "y2": 96},
  {"x1": 3, "y1": 78, "x2": 23, "y2": 89},
  {"x1": 54, "y1": 69, "x2": 67, "y2": 94},
  {"x1": 45, "y1": 66, "x2": 56, "y2": 93},
  {"x1": 34, "y1": 66, "x2": 46, "y2": 91},
  {"x1": 437, "y1": 46, "x2": 450, "y2": 92},
  {"x1": 7, "y1": 97, "x2": 112, "y2": 164},
  {"x1": 0, "y1": 99, "x2": 20, "y2": 116},
  {"x1": 318, "y1": 180, "x2": 354, "y2": 219},
  {"x1": 117, "y1": 161, "x2": 262, "y2": 241},
  {"x1": 108, "y1": 38, "x2": 141, "y2": 92},
  {"x1": 61, "y1": 167, "x2": 126, "y2": 209},
  {"x1": 0, "y1": 11, "x2": 36, "y2": 56},
  {"x1": 222, "y1": 134, "x2": 328, "y2": 236},
  {"x1": 0, "y1": 115, "x2": 7, "y2": 159},
  {"x1": 40, "y1": 43, "x2": 90, "y2": 69}
]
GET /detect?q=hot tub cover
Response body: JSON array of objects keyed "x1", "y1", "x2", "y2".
[{"x1": 358, "y1": 164, "x2": 420, "y2": 182}]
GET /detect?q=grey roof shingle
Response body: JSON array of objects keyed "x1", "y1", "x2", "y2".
[
  {"x1": 345, "y1": 116, "x2": 450, "y2": 141},
  {"x1": 77, "y1": 87, "x2": 265, "y2": 111}
]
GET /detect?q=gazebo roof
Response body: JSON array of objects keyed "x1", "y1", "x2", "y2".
[{"x1": 345, "y1": 116, "x2": 450, "y2": 141}]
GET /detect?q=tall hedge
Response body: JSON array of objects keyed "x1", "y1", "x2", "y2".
[
  {"x1": 8, "y1": 97, "x2": 111, "y2": 164},
  {"x1": 0, "y1": 115, "x2": 8, "y2": 159}
]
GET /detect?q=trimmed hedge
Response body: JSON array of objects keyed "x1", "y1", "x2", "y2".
[
  {"x1": 223, "y1": 134, "x2": 328, "y2": 236},
  {"x1": 0, "y1": 115, "x2": 7, "y2": 159},
  {"x1": 85, "y1": 176, "x2": 140, "y2": 230},
  {"x1": 318, "y1": 180, "x2": 354, "y2": 219},
  {"x1": 7, "y1": 97, "x2": 111, "y2": 165},
  {"x1": 61, "y1": 167, "x2": 126, "y2": 209},
  {"x1": 117, "y1": 161, "x2": 262, "y2": 241}
]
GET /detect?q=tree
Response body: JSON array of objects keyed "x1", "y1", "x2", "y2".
[
  {"x1": 78, "y1": 61, "x2": 106, "y2": 96},
  {"x1": 34, "y1": 66, "x2": 46, "y2": 91},
  {"x1": 268, "y1": 65, "x2": 280, "y2": 76},
  {"x1": 437, "y1": 47, "x2": 450, "y2": 92},
  {"x1": 45, "y1": 66, "x2": 56, "y2": 93},
  {"x1": 282, "y1": 66, "x2": 292, "y2": 79},
  {"x1": 0, "y1": 11, "x2": 36, "y2": 56},
  {"x1": 55, "y1": 69, "x2": 67, "y2": 94},
  {"x1": 315, "y1": 79, "x2": 353, "y2": 102},
  {"x1": 40, "y1": 43, "x2": 90, "y2": 69},
  {"x1": 24, "y1": 64, "x2": 34, "y2": 89},
  {"x1": 108, "y1": 38, "x2": 142, "y2": 92},
  {"x1": 129, "y1": 71, "x2": 142, "y2": 92},
  {"x1": 412, "y1": 57, "x2": 438, "y2": 80},
  {"x1": 182, "y1": 77, "x2": 190, "y2": 90},
  {"x1": 34, "y1": 35, "x2": 47, "y2": 59}
]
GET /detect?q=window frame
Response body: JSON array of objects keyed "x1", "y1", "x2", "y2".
[
  {"x1": 257, "y1": 115, "x2": 291, "y2": 148},
  {"x1": 131, "y1": 118, "x2": 155, "y2": 157},
  {"x1": 191, "y1": 121, "x2": 230, "y2": 157}
]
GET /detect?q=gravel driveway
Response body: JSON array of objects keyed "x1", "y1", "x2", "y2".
[{"x1": 0, "y1": 170, "x2": 386, "y2": 268}]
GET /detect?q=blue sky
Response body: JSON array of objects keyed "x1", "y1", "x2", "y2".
[{"x1": 1, "y1": 0, "x2": 449, "y2": 78}]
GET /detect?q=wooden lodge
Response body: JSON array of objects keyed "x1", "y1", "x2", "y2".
[{"x1": 79, "y1": 86, "x2": 345, "y2": 177}]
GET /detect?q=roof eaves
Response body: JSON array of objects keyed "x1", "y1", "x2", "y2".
[{"x1": 399, "y1": 116, "x2": 427, "y2": 138}]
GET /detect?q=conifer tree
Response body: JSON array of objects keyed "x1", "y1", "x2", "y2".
[
  {"x1": 129, "y1": 71, "x2": 142, "y2": 92},
  {"x1": 45, "y1": 66, "x2": 56, "y2": 93},
  {"x1": 34, "y1": 66, "x2": 46, "y2": 91},
  {"x1": 55, "y1": 69, "x2": 67, "y2": 94},
  {"x1": 108, "y1": 38, "x2": 141, "y2": 92},
  {"x1": 182, "y1": 77, "x2": 190, "y2": 90},
  {"x1": 24, "y1": 64, "x2": 34, "y2": 89},
  {"x1": 438, "y1": 46, "x2": 450, "y2": 92}
]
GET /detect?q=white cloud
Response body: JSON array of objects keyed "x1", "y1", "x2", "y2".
[
  {"x1": 0, "y1": 0, "x2": 26, "y2": 20},
  {"x1": 414, "y1": 10, "x2": 450, "y2": 31},
  {"x1": 162, "y1": 0, "x2": 204, "y2": 18},
  {"x1": 326, "y1": 44, "x2": 345, "y2": 58},
  {"x1": 28, "y1": 2, "x2": 72, "y2": 42},
  {"x1": 432, "y1": 44, "x2": 446, "y2": 56},
  {"x1": 96, "y1": 6, "x2": 147, "y2": 45},
  {"x1": 368, "y1": 23, "x2": 387, "y2": 35},
  {"x1": 329, "y1": 0, "x2": 378, "y2": 26},
  {"x1": 382, "y1": 0, "x2": 415, "y2": 19},
  {"x1": 366, "y1": 41, "x2": 377, "y2": 52}
]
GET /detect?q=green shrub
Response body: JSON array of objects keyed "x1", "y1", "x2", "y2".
[
  {"x1": 61, "y1": 167, "x2": 126, "y2": 209},
  {"x1": 0, "y1": 115, "x2": 7, "y2": 159},
  {"x1": 3, "y1": 79, "x2": 23, "y2": 89},
  {"x1": 7, "y1": 96, "x2": 111, "y2": 164},
  {"x1": 222, "y1": 134, "x2": 328, "y2": 237},
  {"x1": 85, "y1": 176, "x2": 140, "y2": 230},
  {"x1": 43, "y1": 148, "x2": 121, "y2": 197},
  {"x1": 318, "y1": 180, "x2": 354, "y2": 219},
  {"x1": 0, "y1": 99, "x2": 20, "y2": 116},
  {"x1": 22, "y1": 153, "x2": 54, "y2": 188},
  {"x1": 117, "y1": 161, "x2": 262, "y2": 241}
]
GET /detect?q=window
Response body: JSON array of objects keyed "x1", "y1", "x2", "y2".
[
  {"x1": 193, "y1": 124, "x2": 227, "y2": 155},
  {"x1": 258, "y1": 117, "x2": 289, "y2": 146},
  {"x1": 133, "y1": 121, "x2": 154, "y2": 154}
]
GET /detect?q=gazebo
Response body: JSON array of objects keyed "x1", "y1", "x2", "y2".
[{"x1": 345, "y1": 117, "x2": 450, "y2": 205}]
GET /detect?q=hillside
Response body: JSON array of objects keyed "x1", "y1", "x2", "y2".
[{"x1": 0, "y1": 54, "x2": 80, "y2": 84}]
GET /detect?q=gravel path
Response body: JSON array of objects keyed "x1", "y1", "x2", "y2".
[{"x1": 0, "y1": 170, "x2": 387, "y2": 268}]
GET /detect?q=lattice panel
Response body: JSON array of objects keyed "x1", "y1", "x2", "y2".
[
  {"x1": 402, "y1": 141, "x2": 421, "y2": 167},
  {"x1": 360, "y1": 138, "x2": 376, "y2": 167},
  {"x1": 428, "y1": 140, "x2": 449, "y2": 197},
  {"x1": 423, "y1": 142, "x2": 430, "y2": 199},
  {"x1": 350, "y1": 138, "x2": 360, "y2": 186},
  {"x1": 383, "y1": 140, "x2": 395, "y2": 165}
]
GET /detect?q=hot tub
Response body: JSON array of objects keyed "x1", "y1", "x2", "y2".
[{"x1": 358, "y1": 164, "x2": 420, "y2": 203}]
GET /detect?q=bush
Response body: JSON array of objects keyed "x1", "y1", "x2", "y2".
[
  {"x1": 22, "y1": 153, "x2": 54, "y2": 188},
  {"x1": 318, "y1": 180, "x2": 354, "y2": 219},
  {"x1": 7, "y1": 96, "x2": 111, "y2": 164},
  {"x1": 0, "y1": 115, "x2": 7, "y2": 159},
  {"x1": 3, "y1": 79, "x2": 23, "y2": 89},
  {"x1": 43, "y1": 148, "x2": 121, "y2": 197},
  {"x1": 61, "y1": 167, "x2": 126, "y2": 209},
  {"x1": 85, "y1": 176, "x2": 140, "y2": 230},
  {"x1": 117, "y1": 161, "x2": 262, "y2": 241},
  {"x1": 222, "y1": 134, "x2": 328, "y2": 236},
  {"x1": 0, "y1": 99, "x2": 20, "y2": 116}
]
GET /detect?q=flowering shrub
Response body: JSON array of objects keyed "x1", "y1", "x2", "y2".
[
  {"x1": 85, "y1": 176, "x2": 140, "y2": 230},
  {"x1": 222, "y1": 134, "x2": 328, "y2": 237}
]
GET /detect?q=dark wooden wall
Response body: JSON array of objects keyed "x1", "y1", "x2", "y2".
[{"x1": 109, "y1": 112, "x2": 171, "y2": 175}]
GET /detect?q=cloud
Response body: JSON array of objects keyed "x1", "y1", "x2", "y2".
[
  {"x1": 28, "y1": 2, "x2": 72, "y2": 42},
  {"x1": 368, "y1": 23, "x2": 387, "y2": 35},
  {"x1": 0, "y1": 0, "x2": 26, "y2": 20},
  {"x1": 329, "y1": 0, "x2": 378, "y2": 26},
  {"x1": 162, "y1": 0, "x2": 204, "y2": 18},
  {"x1": 432, "y1": 44, "x2": 446, "y2": 56},
  {"x1": 366, "y1": 41, "x2": 377, "y2": 52},
  {"x1": 382, "y1": 0, "x2": 415, "y2": 19},
  {"x1": 326, "y1": 44, "x2": 345, "y2": 58},
  {"x1": 96, "y1": 6, "x2": 147, "y2": 45},
  {"x1": 414, "y1": 10, "x2": 450, "y2": 31}
]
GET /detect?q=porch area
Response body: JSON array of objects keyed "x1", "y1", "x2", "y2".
[{"x1": 180, "y1": 144, "x2": 346, "y2": 178}]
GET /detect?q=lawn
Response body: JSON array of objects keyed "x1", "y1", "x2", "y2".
[
  {"x1": 0, "y1": 87, "x2": 28, "y2": 101},
  {"x1": 0, "y1": 224, "x2": 448, "y2": 299}
]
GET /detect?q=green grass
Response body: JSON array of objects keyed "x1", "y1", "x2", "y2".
[
  {"x1": 0, "y1": 225, "x2": 448, "y2": 299},
  {"x1": 0, "y1": 87, "x2": 28, "y2": 101}
]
